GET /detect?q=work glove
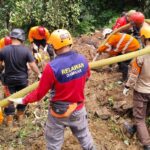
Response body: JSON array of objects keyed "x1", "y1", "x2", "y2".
[
  {"x1": 9, "y1": 98, "x2": 24, "y2": 104},
  {"x1": 38, "y1": 73, "x2": 42, "y2": 80},
  {"x1": 123, "y1": 86, "x2": 130, "y2": 96}
]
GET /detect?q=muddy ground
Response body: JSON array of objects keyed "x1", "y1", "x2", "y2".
[{"x1": 0, "y1": 31, "x2": 146, "y2": 150}]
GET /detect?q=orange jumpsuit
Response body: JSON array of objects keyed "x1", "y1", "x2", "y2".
[
  {"x1": 98, "y1": 33, "x2": 140, "y2": 56},
  {"x1": 28, "y1": 26, "x2": 51, "y2": 43}
]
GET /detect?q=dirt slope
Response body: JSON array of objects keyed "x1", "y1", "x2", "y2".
[{"x1": 0, "y1": 31, "x2": 144, "y2": 150}]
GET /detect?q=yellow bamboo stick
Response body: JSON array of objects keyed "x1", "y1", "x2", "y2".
[
  {"x1": 89, "y1": 46, "x2": 150, "y2": 69},
  {"x1": 0, "y1": 81, "x2": 39, "y2": 107}
]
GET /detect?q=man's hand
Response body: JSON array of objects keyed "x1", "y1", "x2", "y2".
[
  {"x1": 38, "y1": 73, "x2": 42, "y2": 80},
  {"x1": 9, "y1": 98, "x2": 24, "y2": 104},
  {"x1": 123, "y1": 86, "x2": 130, "y2": 96}
]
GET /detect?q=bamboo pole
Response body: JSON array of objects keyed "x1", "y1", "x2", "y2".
[
  {"x1": 89, "y1": 46, "x2": 150, "y2": 69},
  {"x1": 0, "y1": 82, "x2": 39, "y2": 107},
  {"x1": 1, "y1": 20, "x2": 150, "y2": 108}
]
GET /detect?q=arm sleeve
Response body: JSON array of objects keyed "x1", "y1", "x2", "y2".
[
  {"x1": 113, "y1": 17, "x2": 126, "y2": 30},
  {"x1": 125, "y1": 57, "x2": 142, "y2": 88},
  {"x1": 28, "y1": 28, "x2": 34, "y2": 43},
  {"x1": 26, "y1": 49, "x2": 35, "y2": 62},
  {"x1": 23, "y1": 64, "x2": 55, "y2": 104},
  {"x1": 97, "y1": 36, "x2": 116, "y2": 53}
]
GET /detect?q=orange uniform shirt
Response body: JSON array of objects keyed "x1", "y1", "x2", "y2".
[
  {"x1": 98, "y1": 33, "x2": 140, "y2": 56},
  {"x1": 0, "y1": 38, "x2": 5, "y2": 49},
  {"x1": 28, "y1": 26, "x2": 50, "y2": 43}
]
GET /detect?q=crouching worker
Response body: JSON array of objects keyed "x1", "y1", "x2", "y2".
[
  {"x1": 28, "y1": 26, "x2": 55, "y2": 60},
  {"x1": 123, "y1": 26, "x2": 150, "y2": 150},
  {"x1": 9, "y1": 29, "x2": 96, "y2": 150},
  {"x1": 97, "y1": 28, "x2": 140, "y2": 81}
]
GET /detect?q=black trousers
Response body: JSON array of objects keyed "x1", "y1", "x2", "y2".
[
  {"x1": 33, "y1": 39, "x2": 55, "y2": 59},
  {"x1": 118, "y1": 59, "x2": 131, "y2": 81},
  {"x1": 4, "y1": 84, "x2": 27, "y2": 115}
]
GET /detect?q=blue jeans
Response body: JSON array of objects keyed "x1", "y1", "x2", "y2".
[{"x1": 4, "y1": 84, "x2": 27, "y2": 115}]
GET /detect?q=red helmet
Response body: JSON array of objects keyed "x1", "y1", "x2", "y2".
[
  {"x1": 130, "y1": 12, "x2": 145, "y2": 25},
  {"x1": 38, "y1": 26, "x2": 46, "y2": 36},
  {"x1": 4, "y1": 36, "x2": 12, "y2": 45}
]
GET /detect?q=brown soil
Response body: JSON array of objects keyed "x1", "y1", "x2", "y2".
[{"x1": 0, "y1": 31, "x2": 144, "y2": 150}]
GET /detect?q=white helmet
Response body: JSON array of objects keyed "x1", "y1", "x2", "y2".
[{"x1": 102, "y1": 28, "x2": 112, "y2": 38}]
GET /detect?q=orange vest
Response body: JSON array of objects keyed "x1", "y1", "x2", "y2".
[
  {"x1": 0, "y1": 38, "x2": 5, "y2": 49},
  {"x1": 28, "y1": 26, "x2": 50, "y2": 43},
  {"x1": 98, "y1": 33, "x2": 140, "y2": 56}
]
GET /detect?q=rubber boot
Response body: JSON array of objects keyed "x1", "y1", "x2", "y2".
[
  {"x1": 16, "y1": 110, "x2": 24, "y2": 122},
  {"x1": 6, "y1": 115, "x2": 13, "y2": 127}
]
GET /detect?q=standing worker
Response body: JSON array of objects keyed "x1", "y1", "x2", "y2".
[
  {"x1": 28, "y1": 26, "x2": 55, "y2": 60},
  {"x1": 97, "y1": 28, "x2": 140, "y2": 81},
  {"x1": 9, "y1": 29, "x2": 96, "y2": 150},
  {"x1": 0, "y1": 36, "x2": 12, "y2": 49},
  {"x1": 0, "y1": 36, "x2": 12, "y2": 125},
  {"x1": 123, "y1": 26, "x2": 150, "y2": 150},
  {"x1": 0, "y1": 28, "x2": 41, "y2": 126}
]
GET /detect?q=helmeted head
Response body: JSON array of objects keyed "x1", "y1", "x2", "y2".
[
  {"x1": 126, "y1": 10, "x2": 136, "y2": 22},
  {"x1": 50, "y1": 29, "x2": 73, "y2": 50},
  {"x1": 10, "y1": 28, "x2": 25, "y2": 42},
  {"x1": 130, "y1": 12, "x2": 145, "y2": 26},
  {"x1": 102, "y1": 28, "x2": 112, "y2": 39},
  {"x1": 140, "y1": 25, "x2": 150, "y2": 45},
  {"x1": 4, "y1": 36, "x2": 12, "y2": 45},
  {"x1": 38, "y1": 26, "x2": 46, "y2": 36}
]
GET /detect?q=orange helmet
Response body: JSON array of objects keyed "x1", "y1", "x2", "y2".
[
  {"x1": 50, "y1": 29, "x2": 73, "y2": 50},
  {"x1": 38, "y1": 26, "x2": 45, "y2": 36},
  {"x1": 130, "y1": 12, "x2": 145, "y2": 25},
  {"x1": 140, "y1": 25, "x2": 150, "y2": 39},
  {"x1": 4, "y1": 36, "x2": 12, "y2": 45}
]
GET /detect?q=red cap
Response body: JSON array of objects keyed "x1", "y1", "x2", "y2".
[
  {"x1": 38, "y1": 26, "x2": 46, "y2": 36},
  {"x1": 130, "y1": 12, "x2": 145, "y2": 25},
  {"x1": 4, "y1": 36, "x2": 12, "y2": 45}
]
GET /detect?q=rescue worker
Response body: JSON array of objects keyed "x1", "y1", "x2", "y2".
[
  {"x1": 123, "y1": 26, "x2": 150, "y2": 150},
  {"x1": 0, "y1": 36, "x2": 12, "y2": 49},
  {"x1": 112, "y1": 10, "x2": 136, "y2": 31},
  {"x1": 117, "y1": 11, "x2": 146, "y2": 48},
  {"x1": 9, "y1": 29, "x2": 96, "y2": 150},
  {"x1": 0, "y1": 28, "x2": 41, "y2": 126},
  {"x1": 97, "y1": 28, "x2": 140, "y2": 81},
  {"x1": 28, "y1": 26, "x2": 55, "y2": 60},
  {"x1": 0, "y1": 36, "x2": 12, "y2": 125}
]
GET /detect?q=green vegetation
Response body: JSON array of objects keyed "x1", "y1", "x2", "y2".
[{"x1": 0, "y1": 0, "x2": 150, "y2": 37}]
